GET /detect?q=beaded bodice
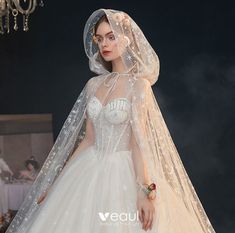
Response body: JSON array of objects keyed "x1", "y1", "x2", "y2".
[{"x1": 87, "y1": 96, "x2": 132, "y2": 157}]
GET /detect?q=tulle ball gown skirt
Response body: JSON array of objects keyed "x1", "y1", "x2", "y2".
[
  {"x1": 15, "y1": 145, "x2": 206, "y2": 233},
  {"x1": 21, "y1": 146, "x2": 157, "y2": 233}
]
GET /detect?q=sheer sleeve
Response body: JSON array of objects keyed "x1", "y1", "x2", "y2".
[{"x1": 130, "y1": 78, "x2": 156, "y2": 191}]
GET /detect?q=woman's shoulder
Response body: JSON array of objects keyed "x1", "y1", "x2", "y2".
[
  {"x1": 132, "y1": 77, "x2": 151, "y2": 93},
  {"x1": 86, "y1": 75, "x2": 104, "y2": 87},
  {"x1": 134, "y1": 77, "x2": 150, "y2": 86}
]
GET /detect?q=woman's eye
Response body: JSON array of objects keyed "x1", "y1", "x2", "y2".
[
  {"x1": 97, "y1": 38, "x2": 102, "y2": 42},
  {"x1": 108, "y1": 35, "x2": 115, "y2": 40}
]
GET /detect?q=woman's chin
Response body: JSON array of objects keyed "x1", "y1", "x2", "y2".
[
  {"x1": 102, "y1": 54, "x2": 121, "y2": 62},
  {"x1": 102, "y1": 56, "x2": 113, "y2": 62}
]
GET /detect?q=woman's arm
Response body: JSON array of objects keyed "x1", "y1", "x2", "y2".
[
  {"x1": 130, "y1": 130, "x2": 155, "y2": 231},
  {"x1": 19, "y1": 170, "x2": 35, "y2": 181},
  {"x1": 130, "y1": 79, "x2": 156, "y2": 231},
  {"x1": 130, "y1": 131, "x2": 150, "y2": 188}
]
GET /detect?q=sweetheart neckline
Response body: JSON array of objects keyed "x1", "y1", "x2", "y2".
[{"x1": 92, "y1": 96, "x2": 131, "y2": 109}]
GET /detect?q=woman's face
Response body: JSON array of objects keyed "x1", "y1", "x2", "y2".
[
  {"x1": 95, "y1": 21, "x2": 125, "y2": 62},
  {"x1": 27, "y1": 163, "x2": 34, "y2": 171}
]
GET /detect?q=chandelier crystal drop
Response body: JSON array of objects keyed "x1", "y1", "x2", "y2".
[{"x1": 0, "y1": 0, "x2": 44, "y2": 34}]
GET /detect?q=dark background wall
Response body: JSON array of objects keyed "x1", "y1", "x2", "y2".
[{"x1": 0, "y1": 1, "x2": 234, "y2": 232}]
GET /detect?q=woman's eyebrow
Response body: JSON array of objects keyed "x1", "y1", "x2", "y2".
[{"x1": 95, "y1": 31, "x2": 113, "y2": 37}]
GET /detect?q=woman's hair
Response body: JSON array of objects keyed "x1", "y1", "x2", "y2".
[
  {"x1": 94, "y1": 14, "x2": 109, "y2": 34},
  {"x1": 93, "y1": 14, "x2": 112, "y2": 72},
  {"x1": 25, "y1": 159, "x2": 39, "y2": 170}
]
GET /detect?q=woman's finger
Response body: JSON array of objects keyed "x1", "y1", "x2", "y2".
[
  {"x1": 138, "y1": 207, "x2": 143, "y2": 223},
  {"x1": 145, "y1": 211, "x2": 150, "y2": 230},
  {"x1": 141, "y1": 209, "x2": 145, "y2": 229},
  {"x1": 151, "y1": 206, "x2": 155, "y2": 230},
  {"x1": 146, "y1": 209, "x2": 153, "y2": 230},
  {"x1": 143, "y1": 208, "x2": 149, "y2": 230}
]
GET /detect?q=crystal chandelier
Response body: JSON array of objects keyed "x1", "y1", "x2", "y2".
[{"x1": 0, "y1": 0, "x2": 44, "y2": 34}]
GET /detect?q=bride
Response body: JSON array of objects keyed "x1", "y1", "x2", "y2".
[{"x1": 5, "y1": 9, "x2": 217, "y2": 233}]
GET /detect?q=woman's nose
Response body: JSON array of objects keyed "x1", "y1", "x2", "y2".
[{"x1": 101, "y1": 38, "x2": 108, "y2": 47}]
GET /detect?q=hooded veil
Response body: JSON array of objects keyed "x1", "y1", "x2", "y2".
[{"x1": 6, "y1": 9, "x2": 216, "y2": 233}]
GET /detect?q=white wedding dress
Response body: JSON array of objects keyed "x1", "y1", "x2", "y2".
[
  {"x1": 5, "y1": 8, "x2": 217, "y2": 233},
  {"x1": 22, "y1": 96, "x2": 155, "y2": 233},
  {"x1": 14, "y1": 93, "x2": 209, "y2": 233},
  {"x1": 10, "y1": 90, "x2": 210, "y2": 233}
]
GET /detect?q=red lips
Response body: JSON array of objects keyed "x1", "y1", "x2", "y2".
[{"x1": 102, "y1": 50, "x2": 111, "y2": 56}]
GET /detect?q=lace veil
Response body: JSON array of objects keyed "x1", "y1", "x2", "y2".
[{"x1": 6, "y1": 8, "x2": 216, "y2": 233}]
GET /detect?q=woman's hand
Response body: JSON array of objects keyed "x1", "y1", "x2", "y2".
[
  {"x1": 137, "y1": 192, "x2": 155, "y2": 231},
  {"x1": 37, "y1": 190, "x2": 48, "y2": 205}
]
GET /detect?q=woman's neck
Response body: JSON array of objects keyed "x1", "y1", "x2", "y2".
[{"x1": 111, "y1": 56, "x2": 127, "y2": 73}]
